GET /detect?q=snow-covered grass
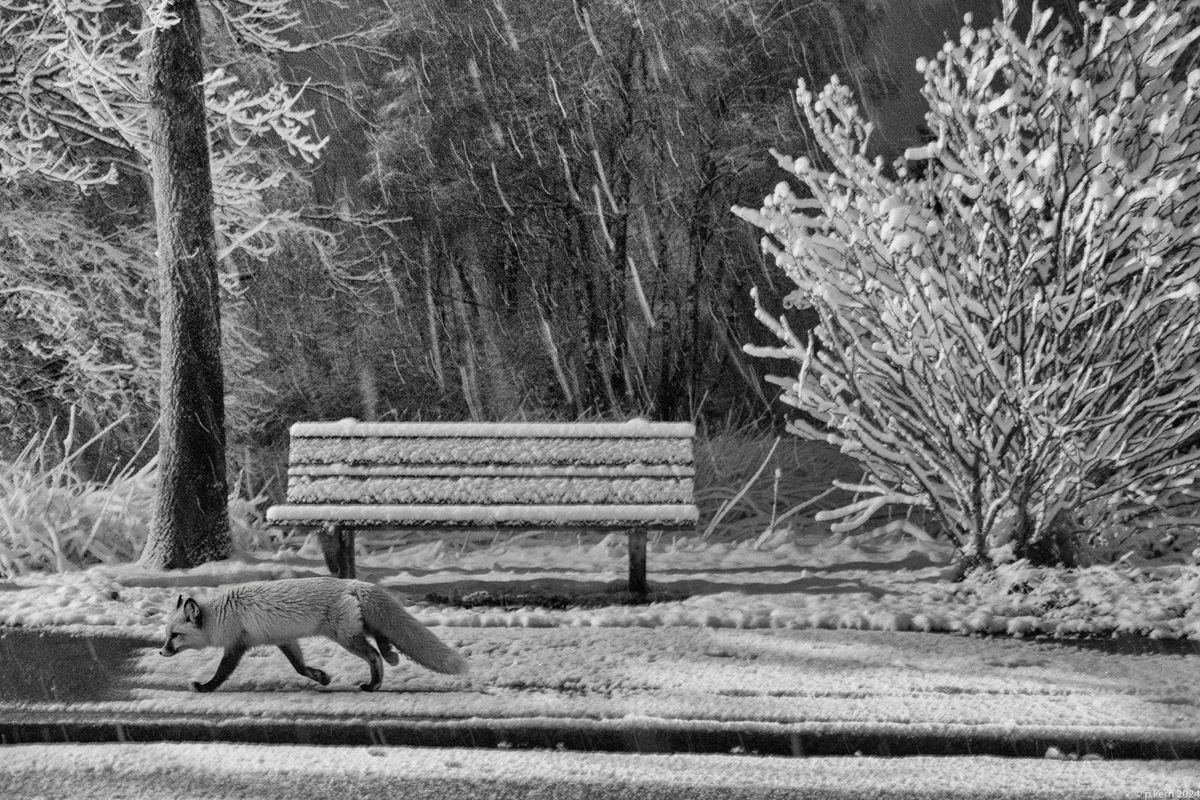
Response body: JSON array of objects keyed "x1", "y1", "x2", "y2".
[
  {"x1": 0, "y1": 425, "x2": 155, "y2": 574},
  {"x1": 0, "y1": 429, "x2": 274, "y2": 576}
]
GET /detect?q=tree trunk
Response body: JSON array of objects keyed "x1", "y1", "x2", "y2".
[{"x1": 140, "y1": 1, "x2": 231, "y2": 569}]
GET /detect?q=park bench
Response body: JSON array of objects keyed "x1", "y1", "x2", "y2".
[{"x1": 265, "y1": 419, "x2": 698, "y2": 596}]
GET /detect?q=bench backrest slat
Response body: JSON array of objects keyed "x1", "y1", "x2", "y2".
[
  {"x1": 289, "y1": 420, "x2": 694, "y2": 438},
  {"x1": 291, "y1": 437, "x2": 691, "y2": 467},
  {"x1": 289, "y1": 465, "x2": 694, "y2": 478}
]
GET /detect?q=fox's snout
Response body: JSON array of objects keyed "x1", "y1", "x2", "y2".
[{"x1": 159, "y1": 642, "x2": 177, "y2": 657}]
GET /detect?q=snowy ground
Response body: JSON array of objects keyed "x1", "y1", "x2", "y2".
[
  {"x1": 2, "y1": 742, "x2": 1195, "y2": 800},
  {"x1": 0, "y1": 527, "x2": 1197, "y2": 764}
]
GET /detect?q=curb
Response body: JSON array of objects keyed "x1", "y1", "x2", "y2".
[{"x1": 2, "y1": 714, "x2": 1196, "y2": 760}]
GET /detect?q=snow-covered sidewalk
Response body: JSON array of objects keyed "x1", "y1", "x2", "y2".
[{"x1": 2, "y1": 622, "x2": 1197, "y2": 759}]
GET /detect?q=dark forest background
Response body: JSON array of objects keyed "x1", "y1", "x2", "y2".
[{"x1": 4, "y1": 0, "x2": 1047, "y2": 504}]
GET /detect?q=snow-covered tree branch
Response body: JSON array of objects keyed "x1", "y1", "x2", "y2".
[
  {"x1": 737, "y1": 0, "x2": 1200, "y2": 567},
  {"x1": 0, "y1": 0, "x2": 331, "y2": 263}
]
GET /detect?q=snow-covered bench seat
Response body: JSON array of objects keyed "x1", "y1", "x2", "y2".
[{"x1": 265, "y1": 419, "x2": 699, "y2": 596}]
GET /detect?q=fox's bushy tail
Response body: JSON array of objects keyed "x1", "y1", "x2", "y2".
[{"x1": 356, "y1": 585, "x2": 469, "y2": 675}]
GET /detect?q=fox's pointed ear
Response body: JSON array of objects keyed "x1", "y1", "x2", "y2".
[{"x1": 182, "y1": 597, "x2": 201, "y2": 624}]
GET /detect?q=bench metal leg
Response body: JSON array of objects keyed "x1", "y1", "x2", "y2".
[
  {"x1": 319, "y1": 523, "x2": 358, "y2": 579},
  {"x1": 628, "y1": 528, "x2": 648, "y2": 600}
]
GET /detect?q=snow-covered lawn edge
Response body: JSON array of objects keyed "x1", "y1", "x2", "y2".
[
  {"x1": 1, "y1": 558, "x2": 1197, "y2": 641},
  {"x1": 0, "y1": 529, "x2": 1196, "y2": 640}
]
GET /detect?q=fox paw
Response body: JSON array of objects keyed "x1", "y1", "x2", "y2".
[
  {"x1": 189, "y1": 681, "x2": 212, "y2": 693},
  {"x1": 359, "y1": 682, "x2": 380, "y2": 692},
  {"x1": 307, "y1": 668, "x2": 331, "y2": 686}
]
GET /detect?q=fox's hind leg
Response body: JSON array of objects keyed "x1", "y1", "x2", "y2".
[
  {"x1": 278, "y1": 641, "x2": 331, "y2": 687},
  {"x1": 336, "y1": 633, "x2": 385, "y2": 691},
  {"x1": 356, "y1": 586, "x2": 399, "y2": 665},
  {"x1": 372, "y1": 634, "x2": 400, "y2": 666}
]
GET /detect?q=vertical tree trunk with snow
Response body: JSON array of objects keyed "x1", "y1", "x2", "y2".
[{"x1": 140, "y1": 1, "x2": 231, "y2": 569}]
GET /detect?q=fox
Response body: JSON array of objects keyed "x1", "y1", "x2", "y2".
[{"x1": 159, "y1": 577, "x2": 469, "y2": 693}]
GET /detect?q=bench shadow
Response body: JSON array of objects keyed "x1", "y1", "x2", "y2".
[{"x1": 0, "y1": 628, "x2": 153, "y2": 703}]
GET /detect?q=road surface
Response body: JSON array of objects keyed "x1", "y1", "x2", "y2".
[{"x1": 1, "y1": 742, "x2": 1196, "y2": 799}]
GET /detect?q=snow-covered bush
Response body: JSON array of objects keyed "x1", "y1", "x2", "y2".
[{"x1": 736, "y1": 1, "x2": 1200, "y2": 567}]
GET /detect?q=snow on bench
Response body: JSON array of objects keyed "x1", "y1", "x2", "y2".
[{"x1": 265, "y1": 419, "x2": 699, "y2": 596}]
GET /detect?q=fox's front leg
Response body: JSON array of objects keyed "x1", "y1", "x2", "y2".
[
  {"x1": 278, "y1": 641, "x2": 331, "y2": 687},
  {"x1": 192, "y1": 645, "x2": 246, "y2": 693}
]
